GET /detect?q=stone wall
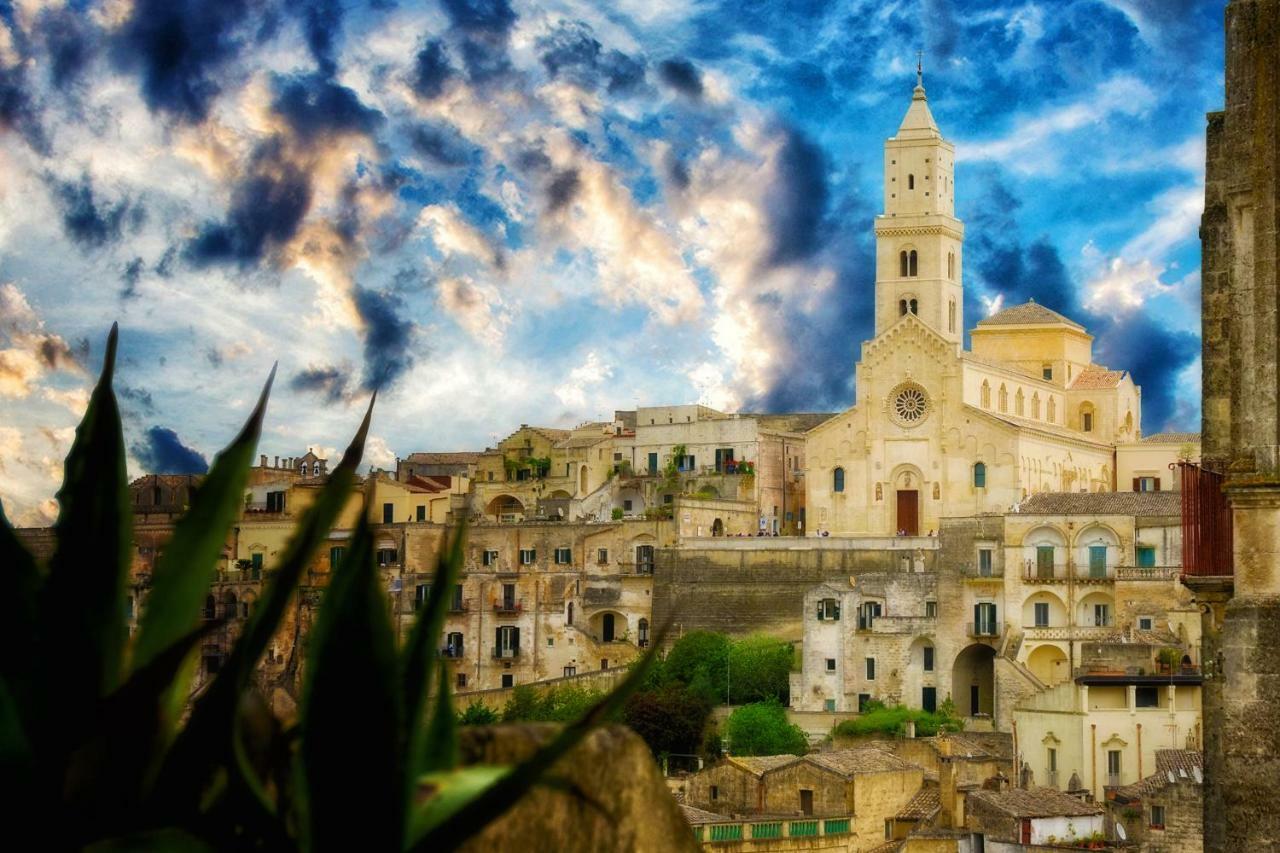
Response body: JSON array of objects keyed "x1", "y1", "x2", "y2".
[
  {"x1": 685, "y1": 762, "x2": 767, "y2": 815},
  {"x1": 761, "y1": 763, "x2": 852, "y2": 817}
]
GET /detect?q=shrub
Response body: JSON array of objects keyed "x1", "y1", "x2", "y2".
[
  {"x1": 0, "y1": 325, "x2": 661, "y2": 851},
  {"x1": 725, "y1": 701, "x2": 808, "y2": 756},
  {"x1": 727, "y1": 634, "x2": 793, "y2": 704},
  {"x1": 623, "y1": 683, "x2": 713, "y2": 757},
  {"x1": 832, "y1": 700, "x2": 963, "y2": 738},
  {"x1": 458, "y1": 701, "x2": 499, "y2": 726},
  {"x1": 611, "y1": 507, "x2": 624, "y2": 520}
]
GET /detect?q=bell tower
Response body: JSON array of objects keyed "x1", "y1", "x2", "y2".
[{"x1": 873, "y1": 63, "x2": 965, "y2": 345}]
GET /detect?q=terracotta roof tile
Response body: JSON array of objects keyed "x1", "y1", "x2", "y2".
[
  {"x1": 1015, "y1": 491, "x2": 1181, "y2": 516},
  {"x1": 977, "y1": 301, "x2": 1084, "y2": 330},
  {"x1": 1070, "y1": 365, "x2": 1127, "y2": 390},
  {"x1": 680, "y1": 804, "x2": 726, "y2": 825},
  {"x1": 803, "y1": 747, "x2": 916, "y2": 777},
  {"x1": 726, "y1": 754, "x2": 802, "y2": 776},
  {"x1": 1140, "y1": 432, "x2": 1201, "y2": 444},
  {"x1": 896, "y1": 787, "x2": 941, "y2": 820},
  {"x1": 968, "y1": 787, "x2": 1102, "y2": 818},
  {"x1": 401, "y1": 452, "x2": 481, "y2": 465}
]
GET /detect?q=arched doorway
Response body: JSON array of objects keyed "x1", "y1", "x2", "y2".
[
  {"x1": 953, "y1": 643, "x2": 996, "y2": 717},
  {"x1": 711, "y1": 518, "x2": 724, "y2": 537},
  {"x1": 602, "y1": 612, "x2": 615, "y2": 642},
  {"x1": 892, "y1": 468, "x2": 922, "y2": 535},
  {"x1": 1026, "y1": 644, "x2": 1069, "y2": 686}
]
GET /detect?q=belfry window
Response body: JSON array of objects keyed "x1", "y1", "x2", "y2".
[
  {"x1": 900, "y1": 251, "x2": 909, "y2": 277},
  {"x1": 899, "y1": 299, "x2": 908, "y2": 316},
  {"x1": 947, "y1": 252, "x2": 955, "y2": 279},
  {"x1": 980, "y1": 381, "x2": 991, "y2": 408},
  {"x1": 909, "y1": 299, "x2": 918, "y2": 315},
  {"x1": 973, "y1": 462, "x2": 986, "y2": 489},
  {"x1": 908, "y1": 174, "x2": 915, "y2": 190},
  {"x1": 948, "y1": 299, "x2": 956, "y2": 333},
  {"x1": 998, "y1": 385, "x2": 1008, "y2": 413},
  {"x1": 909, "y1": 250, "x2": 918, "y2": 276},
  {"x1": 833, "y1": 467, "x2": 845, "y2": 493}
]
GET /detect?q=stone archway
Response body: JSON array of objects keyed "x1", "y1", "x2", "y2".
[
  {"x1": 891, "y1": 466, "x2": 924, "y2": 535},
  {"x1": 952, "y1": 643, "x2": 996, "y2": 717},
  {"x1": 712, "y1": 518, "x2": 724, "y2": 537},
  {"x1": 1026, "y1": 644, "x2": 1069, "y2": 686}
]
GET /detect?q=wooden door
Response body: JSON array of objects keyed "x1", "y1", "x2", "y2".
[
  {"x1": 896, "y1": 490, "x2": 919, "y2": 535},
  {"x1": 800, "y1": 790, "x2": 814, "y2": 816}
]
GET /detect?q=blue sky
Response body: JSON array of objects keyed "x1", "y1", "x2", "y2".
[{"x1": 0, "y1": 0, "x2": 1222, "y2": 523}]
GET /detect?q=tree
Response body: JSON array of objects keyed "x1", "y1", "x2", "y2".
[
  {"x1": 458, "y1": 700, "x2": 499, "y2": 726},
  {"x1": 725, "y1": 701, "x2": 808, "y2": 756},
  {"x1": 662, "y1": 631, "x2": 730, "y2": 703},
  {"x1": 727, "y1": 634, "x2": 793, "y2": 704},
  {"x1": 623, "y1": 683, "x2": 713, "y2": 757}
]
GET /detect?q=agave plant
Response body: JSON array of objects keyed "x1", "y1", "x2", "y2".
[{"x1": 0, "y1": 325, "x2": 658, "y2": 850}]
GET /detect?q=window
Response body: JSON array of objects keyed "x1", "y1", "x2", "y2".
[
  {"x1": 444, "y1": 631, "x2": 463, "y2": 657},
  {"x1": 923, "y1": 646, "x2": 934, "y2": 672},
  {"x1": 825, "y1": 699, "x2": 837, "y2": 712},
  {"x1": 416, "y1": 505, "x2": 426, "y2": 522},
  {"x1": 1047, "y1": 397, "x2": 1056, "y2": 422},
  {"x1": 563, "y1": 666, "x2": 576, "y2": 678},
  {"x1": 566, "y1": 602, "x2": 574, "y2": 625},
  {"x1": 948, "y1": 299, "x2": 956, "y2": 332},
  {"x1": 663, "y1": 493, "x2": 673, "y2": 504},
  {"x1": 899, "y1": 298, "x2": 908, "y2": 316},
  {"x1": 1150, "y1": 805, "x2": 1166, "y2": 829},
  {"x1": 908, "y1": 173, "x2": 915, "y2": 189},
  {"x1": 833, "y1": 467, "x2": 845, "y2": 493},
  {"x1": 973, "y1": 462, "x2": 986, "y2": 489},
  {"x1": 1031, "y1": 393, "x2": 1041, "y2": 419},
  {"x1": 1139, "y1": 616, "x2": 1154, "y2": 630},
  {"x1": 456, "y1": 673, "x2": 467, "y2": 689},
  {"x1": 415, "y1": 583, "x2": 430, "y2": 611},
  {"x1": 947, "y1": 252, "x2": 955, "y2": 280},
  {"x1": 978, "y1": 548, "x2": 993, "y2": 576},
  {"x1": 329, "y1": 546, "x2": 344, "y2": 570},
  {"x1": 482, "y1": 549, "x2": 499, "y2": 567},
  {"x1": 826, "y1": 658, "x2": 836, "y2": 672},
  {"x1": 1082, "y1": 411, "x2": 1094, "y2": 432},
  {"x1": 382, "y1": 502, "x2": 394, "y2": 524},
  {"x1": 496, "y1": 625, "x2": 519, "y2": 658},
  {"x1": 925, "y1": 601, "x2": 937, "y2": 618},
  {"x1": 501, "y1": 674, "x2": 514, "y2": 688},
  {"x1": 1094, "y1": 603, "x2": 1111, "y2": 626},
  {"x1": 817, "y1": 598, "x2": 840, "y2": 621},
  {"x1": 1089, "y1": 545, "x2": 1108, "y2": 578},
  {"x1": 922, "y1": 687, "x2": 936, "y2": 713},
  {"x1": 1034, "y1": 602, "x2": 1049, "y2": 627},
  {"x1": 547, "y1": 638, "x2": 554, "y2": 647},
  {"x1": 1135, "y1": 476, "x2": 1160, "y2": 492},
  {"x1": 266, "y1": 490, "x2": 285, "y2": 512},
  {"x1": 636, "y1": 545, "x2": 655, "y2": 574},
  {"x1": 601, "y1": 659, "x2": 609, "y2": 670},
  {"x1": 450, "y1": 584, "x2": 464, "y2": 611},
  {"x1": 866, "y1": 658, "x2": 876, "y2": 680},
  {"x1": 1036, "y1": 546, "x2": 1055, "y2": 578},
  {"x1": 1042, "y1": 364, "x2": 1053, "y2": 381},
  {"x1": 501, "y1": 583, "x2": 516, "y2": 610},
  {"x1": 998, "y1": 384, "x2": 1008, "y2": 412},
  {"x1": 900, "y1": 251, "x2": 909, "y2": 277},
  {"x1": 596, "y1": 548, "x2": 609, "y2": 564},
  {"x1": 251, "y1": 552, "x2": 263, "y2": 579},
  {"x1": 909, "y1": 250, "x2": 918, "y2": 276},
  {"x1": 647, "y1": 452, "x2": 658, "y2": 474},
  {"x1": 858, "y1": 601, "x2": 882, "y2": 630},
  {"x1": 974, "y1": 602, "x2": 998, "y2": 636},
  {"x1": 1136, "y1": 686, "x2": 1160, "y2": 708},
  {"x1": 638, "y1": 619, "x2": 650, "y2": 648},
  {"x1": 710, "y1": 785, "x2": 719, "y2": 801},
  {"x1": 858, "y1": 693, "x2": 872, "y2": 712},
  {"x1": 376, "y1": 547, "x2": 398, "y2": 566},
  {"x1": 1015, "y1": 389, "x2": 1024, "y2": 416},
  {"x1": 909, "y1": 298, "x2": 918, "y2": 314},
  {"x1": 1108, "y1": 749, "x2": 1122, "y2": 783},
  {"x1": 981, "y1": 381, "x2": 991, "y2": 408},
  {"x1": 622, "y1": 499, "x2": 633, "y2": 511},
  {"x1": 554, "y1": 547, "x2": 572, "y2": 564},
  {"x1": 519, "y1": 548, "x2": 536, "y2": 565}
]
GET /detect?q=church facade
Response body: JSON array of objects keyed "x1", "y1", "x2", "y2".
[{"x1": 806, "y1": 75, "x2": 1143, "y2": 537}]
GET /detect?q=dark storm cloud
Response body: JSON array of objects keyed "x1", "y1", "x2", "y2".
[
  {"x1": 546, "y1": 169, "x2": 581, "y2": 213},
  {"x1": 132, "y1": 426, "x2": 209, "y2": 475},
  {"x1": 48, "y1": 175, "x2": 130, "y2": 250},
  {"x1": 113, "y1": 0, "x2": 261, "y2": 123},
  {"x1": 291, "y1": 0, "x2": 344, "y2": 77},
  {"x1": 764, "y1": 126, "x2": 829, "y2": 267},
  {"x1": 118, "y1": 385, "x2": 157, "y2": 414},
  {"x1": 657, "y1": 59, "x2": 703, "y2": 99},
  {"x1": 355, "y1": 287, "x2": 415, "y2": 391},
  {"x1": 411, "y1": 39, "x2": 455, "y2": 99},
  {"x1": 440, "y1": 0, "x2": 517, "y2": 83},
  {"x1": 186, "y1": 138, "x2": 312, "y2": 267},
  {"x1": 922, "y1": 0, "x2": 959, "y2": 61},
  {"x1": 0, "y1": 52, "x2": 47, "y2": 152},
  {"x1": 36, "y1": 8, "x2": 95, "y2": 88},
  {"x1": 121, "y1": 257, "x2": 145, "y2": 299},
  {"x1": 536, "y1": 21, "x2": 646, "y2": 94},
  {"x1": 1093, "y1": 311, "x2": 1198, "y2": 431},
  {"x1": 290, "y1": 364, "x2": 354, "y2": 402},
  {"x1": 271, "y1": 74, "x2": 383, "y2": 141},
  {"x1": 439, "y1": 0, "x2": 516, "y2": 35},
  {"x1": 665, "y1": 152, "x2": 690, "y2": 190},
  {"x1": 410, "y1": 121, "x2": 473, "y2": 167}
]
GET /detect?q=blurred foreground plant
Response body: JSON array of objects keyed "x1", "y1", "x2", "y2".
[{"x1": 0, "y1": 325, "x2": 658, "y2": 851}]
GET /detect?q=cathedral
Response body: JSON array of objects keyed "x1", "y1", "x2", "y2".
[{"x1": 806, "y1": 73, "x2": 1144, "y2": 536}]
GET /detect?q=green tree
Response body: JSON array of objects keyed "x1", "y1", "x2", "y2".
[
  {"x1": 458, "y1": 701, "x2": 499, "y2": 726},
  {"x1": 623, "y1": 683, "x2": 713, "y2": 757},
  {"x1": 662, "y1": 631, "x2": 730, "y2": 703},
  {"x1": 725, "y1": 701, "x2": 808, "y2": 756},
  {"x1": 727, "y1": 634, "x2": 792, "y2": 704}
]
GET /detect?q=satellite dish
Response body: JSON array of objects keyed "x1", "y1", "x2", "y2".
[{"x1": 1116, "y1": 823, "x2": 1128, "y2": 842}]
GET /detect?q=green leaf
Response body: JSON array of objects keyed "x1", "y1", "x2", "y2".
[
  {"x1": 298, "y1": 513, "x2": 403, "y2": 853},
  {"x1": 401, "y1": 522, "x2": 465, "y2": 773},
  {"x1": 132, "y1": 366, "x2": 275, "y2": 680},
  {"x1": 407, "y1": 766, "x2": 510, "y2": 842},
  {"x1": 153, "y1": 395, "x2": 374, "y2": 814},
  {"x1": 407, "y1": 628, "x2": 667, "y2": 851},
  {"x1": 420, "y1": 665, "x2": 459, "y2": 774},
  {"x1": 41, "y1": 323, "x2": 131, "y2": 706}
]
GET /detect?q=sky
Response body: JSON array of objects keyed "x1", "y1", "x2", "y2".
[{"x1": 0, "y1": 0, "x2": 1223, "y2": 525}]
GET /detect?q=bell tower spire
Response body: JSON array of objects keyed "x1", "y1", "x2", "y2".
[{"x1": 872, "y1": 70, "x2": 966, "y2": 345}]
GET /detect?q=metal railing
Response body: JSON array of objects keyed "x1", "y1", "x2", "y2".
[
  {"x1": 491, "y1": 646, "x2": 520, "y2": 659},
  {"x1": 693, "y1": 816, "x2": 852, "y2": 844},
  {"x1": 1179, "y1": 461, "x2": 1233, "y2": 577},
  {"x1": 1046, "y1": 770, "x2": 1059, "y2": 789},
  {"x1": 493, "y1": 600, "x2": 523, "y2": 614},
  {"x1": 440, "y1": 646, "x2": 464, "y2": 659}
]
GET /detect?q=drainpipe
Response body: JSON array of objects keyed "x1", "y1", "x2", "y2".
[
  {"x1": 1136, "y1": 723, "x2": 1143, "y2": 781},
  {"x1": 1091, "y1": 724, "x2": 1097, "y2": 796},
  {"x1": 1012, "y1": 720, "x2": 1019, "y2": 784}
]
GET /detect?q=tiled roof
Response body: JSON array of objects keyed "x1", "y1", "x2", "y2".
[
  {"x1": 1070, "y1": 365, "x2": 1126, "y2": 390},
  {"x1": 864, "y1": 842, "x2": 903, "y2": 853},
  {"x1": 1141, "y1": 432, "x2": 1201, "y2": 444},
  {"x1": 977, "y1": 301, "x2": 1084, "y2": 330},
  {"x1": 896, "y1": 786, "x2": 941, "y2": 821},
  {"x1": 1156, "y1": 750, "x2": 1203, "y2": 777},
  {"x1": 556, "y1": 434, "x2": 610, "y2": 449},
  {"x1": 1015, "y1": 491, "x2": 1181, "y2": 516},
  {"x1": 727, "y1": 754, "x2": 802, "y2": 776},
  {"x1": 401, "y1": 452, "x2": 481, "y2": 465},
  {"x1": 130, "y1": 473, "x2": 205, "y2": 487},
  {"x1": 680, "y1": 805, "x2": 726, "y2": 825},
  {"x1": 935, "y1": 734, "x2": 1001, "y2": 760},
  {"x1": 968, "y1": 787, "x2": 1102, "y2": 818},
  {"x1": 803, "y1": 747, "x2": 916, "y2": 777},
  {"x1": 1114, "y1": 752, "x2": 1203, "y2": 800}
]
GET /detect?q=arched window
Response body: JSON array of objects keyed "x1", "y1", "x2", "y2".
[
  {"x1": 908, "y1": 174, "x2": 915, "y2": 190},
  {"x1": 947, "y1": 251, "x2": 955, "y2": 279},
  {"x1": 899, "y1": 299, "x2": 908, "y2": 316},
  {"x1": 203, "y1": 594, "x2": 216, "y2": 620},
  {"x1": 566, "y1": 601, "x2": 574, "y2": 625},
  {"x1": 909, "y1": 250, "x2": 918, "y2": 276},
  {"x1": 900, "y1": 251, "x2": 909, "y2": 277},
  {"x1": 1080, "y1": 403, "x2": 1095, "y2": 433},
  {"x1": 909, "y1": 299, "x2": 918, "y2": 314},
  {"x1": 998, "y1": 385, "x2": 1008, "y2": 413},
  {"x1": 638, "y1": 618, "x2": 650, "y2": 648},
  {"x1": 948, "y1": 299, "x2": 956, "y2": 332},
  {"x1": 981, "y1": 380, "x2": 991, "y2": 408},
  {"x1": 833, "y1": 467, "x2": 845, "y2": 493},
  {"x1": 1015, "y1": 389, "x2": 1025, "y2": 416},
  {"x1": 974, "y1": 462, "x2": 987, "y2": 488},
  {"x1": 1047, "y1": 397, "x2": 1056, "y2": 423},
  {"x1": 1031, "y1": 393, "x2": 1041, "y2": 419}
]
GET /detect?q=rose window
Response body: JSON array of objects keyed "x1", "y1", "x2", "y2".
[{"x1": 890, "y1": 383, "x2": 929, "y2": 427}]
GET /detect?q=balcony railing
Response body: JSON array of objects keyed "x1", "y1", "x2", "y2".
[
  {"x1": 1046, "y1": 770, "x2": 1059, "y2": 789},
  {"x1": 1116, "y1": 565, "x2": 1181, "y2": 581},
  {"x1": 448, "y1": 598, "x2": 470, "y2": 613},
  {"x1": 493, "y1": 600, "x2": 523, "y2": 615},
  {"x1": 691, "y1": 816, "x2": 852, "y2": 845},
  {"x1": 491, "y1": 646, "x2": 520, "y2": 659},
  {"x1": 440, "y1": 646, "x2": 465, "y2": 659},
  {"x1": 1179, "y1": 461, "x2": 1233, "y2": 578},
  {"x1": 1106, "y1": 773, "x2": 1122, "y2": 788},
  {"x1": 1023, "y1": 565, "x2": 1116, "y2": 582},
  {"x1": 971, "y1": 622, "x2": 1000, "y2": 638},
  {"x1": 960, "y1": 565, "x2": 1004, "y2": 580}
]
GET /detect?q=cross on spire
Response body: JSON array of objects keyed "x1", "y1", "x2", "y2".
[{"x1": 916, "y1": 50, "x2": 924, "y2": 88}]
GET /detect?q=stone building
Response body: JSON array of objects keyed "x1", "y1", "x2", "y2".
[
  {"x1": 965, "y1": 787, "x2": 1104, "y2": 847},
  {"x1": 804, "y1": 73, "x2": 1183, "y2": 538},
  {"x1": 1187, "y1": 1, "x2": 1280, "y2": 850},
  {"x1": 1106, "y1": 749, "x2": 1203, "y2": 853}
]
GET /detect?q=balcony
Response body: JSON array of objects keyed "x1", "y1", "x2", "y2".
[
  {"x1": 493, "y1": 600, "x2": 523, "y2": 615},
  {"x1": 1046, "y1": 770, "x2": 1059, "y2": 789},
  {"x1": 1022, "y1": 566, "x2": 1116, "y2": 584},
  {"x1": 1106, "y1": 773, "x2": 1122, "y2": 788},
  {"x1": 1116, "y1": 565, "x2": 1180, "y2": 581},
  {"x1": 440, "y1": 646, "x2": 465, "y2": 659},
  {"x1": 1024, "y1": 625, "x2": 1114, "y2": 641},
  {"x1": 689, "y1": 816, "x2": 853, "y2": 844},
  {"x1": 1178, "y1": 460, "x2": 1233, "y2": 579},
  {"x1": 960, "y1": 565, "x2": 1004, "y2": 581},
  {"x1": 970, "y1": 622, "x2": 999, "y2": 638},
  {"x1": 491, "y1": 646, "x2": 520, "y2": 659},
  {"x1": 448, "y1": 598, "x2": 470, "y2": 613}
]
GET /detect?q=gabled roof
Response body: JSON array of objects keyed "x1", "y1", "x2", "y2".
[
  {"x1": 725, "y1": 754, "x2": 802, "y2": 777},
  {"x1": 680, "y1": 804, "x2": 726, "y2": 825},
  {"x1": 1015, "y1": 491, "x2": 1181, "y2": 516},
  {"x1": 968, "y1": 787, "x2": 1102, "y2": 818},
  {"x1": 895, "y1": 786, "x2": 941, "y2": 821},
  {"x1": 803, "y1": 747, "x2": 916, "y2": 778},
  {"x1": 1140, "y1": 432, "x2": 1201, "y2": 444},
  {"x1": 401, "y1": 452, "x2": 481, "y2": 466},
  {"x1": 1070, "y1": 365, "x2": 1126, "y2": 390},
  {"x1": 1114, "y1": 751, "x2": 1203, "y2": 800},
  {"x1": 896, "y1": 81, "x2": 940, "y2": 139},
  {"x1": 976, "y1": 300, "x2": 1084, "y2": 331}
]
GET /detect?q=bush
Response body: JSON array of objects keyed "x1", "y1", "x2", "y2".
[
  {"x1": 726, "y1": 701, "x2": 808, "y2": 756},
  {"x1": 502, "y1": 684, "x2": 607, "y2": 723},
  {"x1": 662, "y1": 631, "x2": 730, "y2": 703},
  {"x1": 727, "y1": 634, "x2": 792, "y2": 705},
  {"x1": 611, "y1": 507, "x2": 624, "y2": 520},
  {"x1": 832, "y1": 699, "x2": 962, "y2": 739},
  {"x1": 623, "y1": 683, "x2": 713, "y2": 757},
  {"x1": 458, "y1": 701, "x2": 499, "y2": 726}
]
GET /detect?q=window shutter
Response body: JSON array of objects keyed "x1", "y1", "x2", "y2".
[
  {"x1": 495, "y1": 627, "x2": 502, "y2": 649},
  {"x1": 974, "y1": 603, "x2": 981, "y2": 629},
  {"x1": 512, "y1": 627, "x2": 520, "y2": 654},
  {"x1": 1132, "y1": 478, "x2": 1140, "y2": 492},
  {"x1": 457, "y1": 634, "x2": 464, "y2": 657},
  {"x1": 817, "y1": 602, "x2": 824, "y2": 620},
  {"x1": 1154, "y1": 477, "x2": 1161, "y2": 491},
  {"x1": 833, "y1": 603, "x2": 840, "y2": 620}
]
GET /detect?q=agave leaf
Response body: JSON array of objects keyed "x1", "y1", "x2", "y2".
[
  {"x1": 406, "y1": 765, "x2": 509, "y2": 843},
  {"x1": 401, "y1": 522, "x2": 464, "y2": 771},
  {"x1": 298, "y1": 513, "x2": 403, "y2": 853},
  {"x1": 132, "y1": 367, "x2": 275, "y2": 686},
  {"x1": 41, "y1": 324, "x2": 131, "y2": 710},
  {"x1": 153, "y1": 396, "x2": 373, "y2": 813},
  {"x1": 0, "y1": 503, "x2": 41, "y2": 707},
  {"x1": 420, "y1": 665, "x2": 459, "y2": 774},
  {"x1": 407, "y1": 630, "x2": 665, "y2": 851}
]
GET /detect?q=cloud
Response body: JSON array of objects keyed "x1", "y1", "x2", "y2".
[
  {"x1": 35, "y1": 6, "x2": 95, "y2": 89},
  {"x1": 418, "y1": 203, "x2": 503, "y2": 268},
  {"x1": 657, "y1": 58, "x2": 703, "y2": 98},
  {"x1": 0, "y1": 282, "x2": 81, "y2": 398},
  {"x1": 555, "y1": 350, "x2": 614, "y2": 408},
  {"x1": 354, "y1": 286, "x2": 415, "y2": 391},
  {"x1": 270, "y1": 73, "x2": 383, "y2": 142},
  {"x1": 436, "y1": 276, "x2": 510, "y2": 342},
  {"x1": 1083, "y1": 255, "x2": 1170, "y2": 311},
  {"x1": 290, "y1": 0, "x2": 345, "y2": 78},
  {"x1": 409, "y1": 120, "x2": 474, "y2": 167},
  {"x1": 1093, "y1": 310, "x2": 1199, "y2": 431},
  {"x1": 536, "y1": 20, "x2": 646, "y2": 94},
  {"x1": 290, "y1": 363, "x2": 354, "y2": 403},
  {"x1": 411, "y1": 38, "x2": 456, "y2": 100},
  {"x1": 47, "y1": 174, "x2": 135, "y2": 250},
  {"x1": 131, "y1": 426, "x2": 210, "y2": 474}
]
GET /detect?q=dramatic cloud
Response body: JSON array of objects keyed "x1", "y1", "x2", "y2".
[
  {"x1": 131, "y1": 426, "x2": 210, "y2": 475},
  {"x1": 657, "y1": 58, "x2": 703, "y2": 99},
  {"x1": 290, "y1": 364, "x2": 354, "y2": 403},
  {"x1": 355, "y1": 286, "x2": 415, "y2": 390}
]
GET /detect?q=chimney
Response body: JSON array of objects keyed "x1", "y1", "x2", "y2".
[
  {"x1": 260, "y1": 454, "x2": 267, "y2": 468},
  {"x1": 274, "y1": 456, "x2": 279, "y2": 467},
  {"x1": 939, "y1": 755, "x2": 958, "y2": 828}
]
